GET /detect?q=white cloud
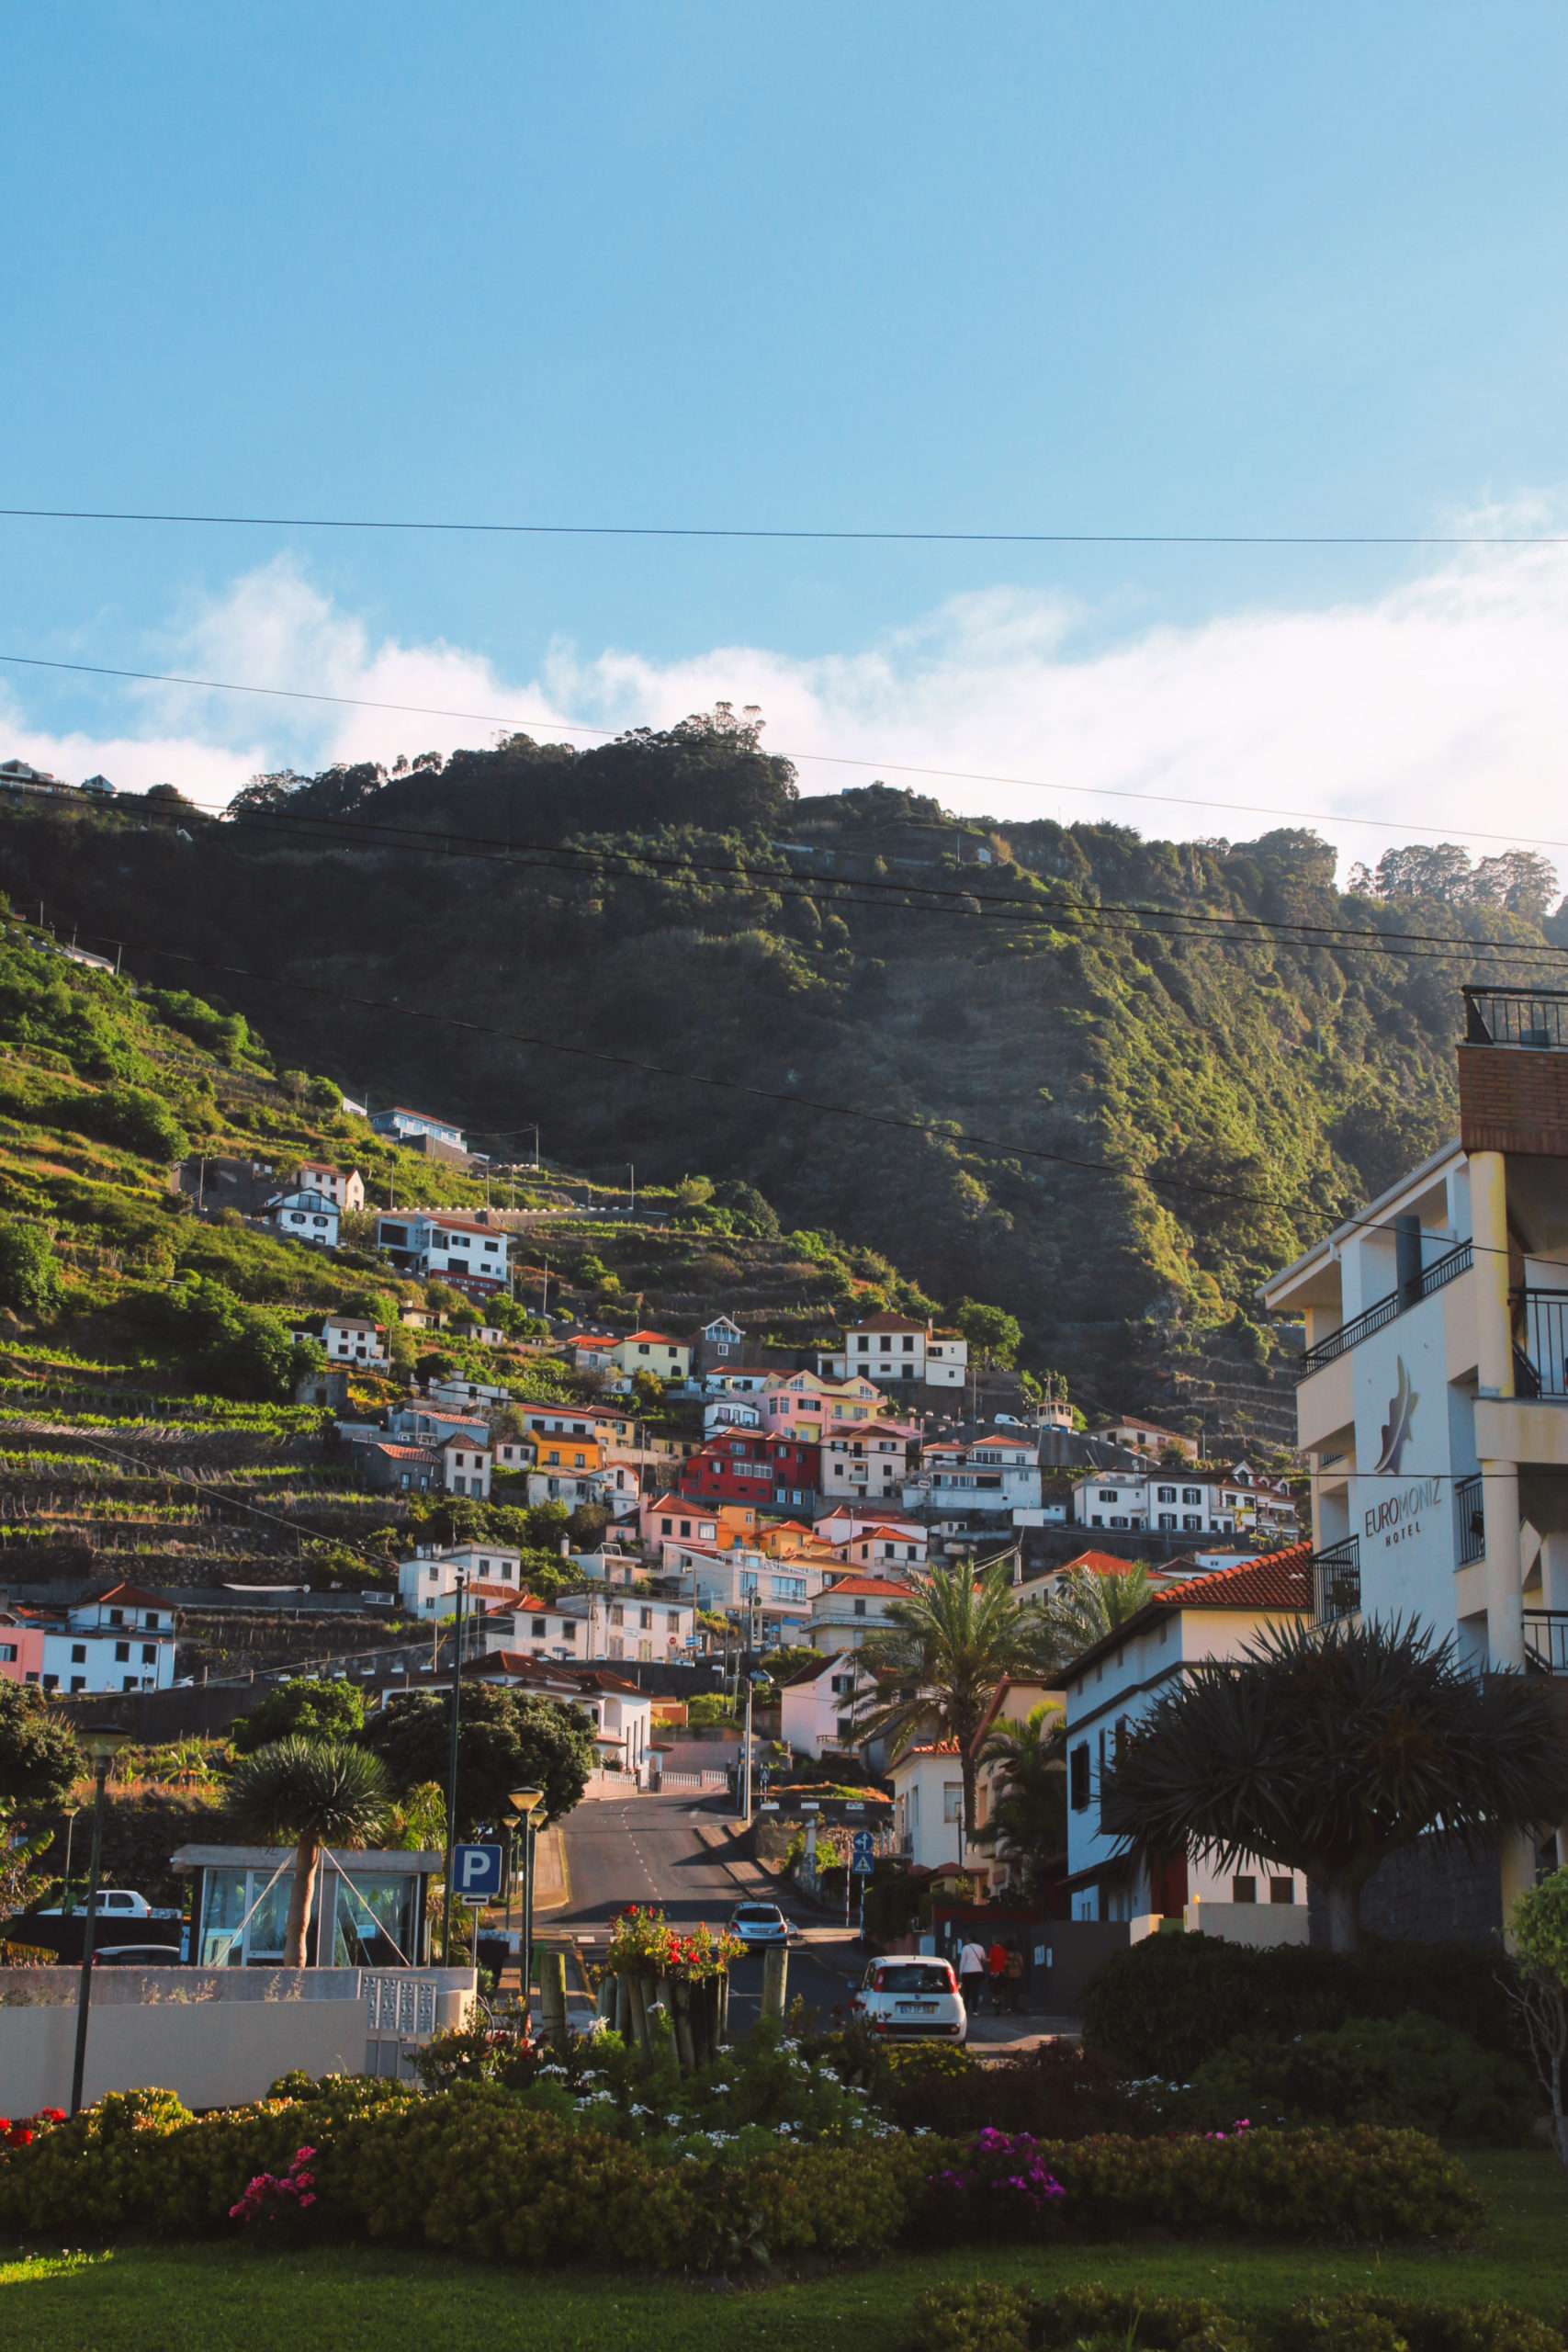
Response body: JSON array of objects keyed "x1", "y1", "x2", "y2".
[{"x1": 6, "y1": 539, "x2": 1568, "y2": 882}]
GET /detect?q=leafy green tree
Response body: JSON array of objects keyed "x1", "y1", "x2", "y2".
[
  {"x1": 169, "y1": 1276, "x2": 301, "y2": 1400},
  {"x1": 0, "y1": 1683, "x2": 80, "y2": 1811},
  {"x1": 100, "y1": 1084, "x2": 190, "y2": 1160},
  {"x1": 969, "y1": 1702, "x2": 1067, "y2": 1891},
  {"x1": 231, "y1": 1677, "x2": 367, "y2": 1756},
  {"x1": 357, "y1": 1684, "x2": 594, "y2": 1833},
  {"x1": 0, "y1": 1218, "x2": 62, "y2": 1317},
  {"x1": 223, "y1": 1737, "x2": 393, "y2": 1967},
  {"x1": 1032, "y1": 1564, "x2": 1153, "y2": 1667},
  {"x1": 854, "y1": 1560, "x2": 1043, "y2": 1829},
  {"x1": 1104, "y1": 1617, "x2": 1568, "y2": 1951},
  {"x1": 953, "y1": 1298, "x2": 1021, "y2": 1370}
]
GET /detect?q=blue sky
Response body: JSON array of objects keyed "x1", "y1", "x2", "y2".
[{"x1": 6, "y1": 4, "x2": 1568, "y2": 869}]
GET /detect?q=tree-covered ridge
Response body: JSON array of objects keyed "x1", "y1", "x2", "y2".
[{"x1": 0, "y1": 718, "x2": 1557, "y2": 1411}]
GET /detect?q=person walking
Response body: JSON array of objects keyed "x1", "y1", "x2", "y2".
[
  {"x1": 1005, "y1": 1941, "x2": 1025, "y2": 2014},
  {"x1": 987, "y1": 1936, "x2": 1009, "y2": 2014},
  {"x1": 958, "y1": 1934, "x2": 987, "y2": 2021}
]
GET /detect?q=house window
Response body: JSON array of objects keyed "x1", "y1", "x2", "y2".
[
  {"x1": 114, "y1": 1642, "x2": 130, "y2": 1662},
  {"x1": 1098, "y1": 1490, "x2": 1117, "y2": 1504},
  {"x1": 1157, "y1": 1512, "x2": 1176, "y2": 1531},
  {"x1": 1156, "y1": 1487, "x2": 1177, "y2": 1504},
  {"x1": 1269, "y1": 1878, "x2": 1296, "y2": 1905},
  {"x1": 1182, "y1": 1514, "x2": 1201, "y2": 1531},
  {"x1": 141, "y1": 1644, "x2": 156, "y2": 1665},
  {"x1": 71, "y1": 1644, "x2": 86, "y2": 1663},
  {"x1": 1181, "y1": 1488, "x2": 1201, "y2": 1505},
  {"x1": 1069, "y1": 1743, "x2": 1090, "y2": 1810},
  {"x1": 1232, "y1": 1876, "x2": 1258, "y2": 1904},
  {"x1": 942, "y1": 1781, "x2": 964, "y2": 1823},
  {"x1": 0, "y1": 1645, "x2": 13, "y2": 1662},
  {"x1": 70, "y1": 1675, "x2": 85, "y2": 1692}
]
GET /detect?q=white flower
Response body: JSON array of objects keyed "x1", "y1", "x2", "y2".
[{"x1": 628, "y1": 2103, "x2": 652, "y2": 2118}]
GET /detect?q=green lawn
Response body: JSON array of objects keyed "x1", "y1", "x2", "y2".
[{"x1": 1, "y1": 2150, "x2": 1563, "y2": 2352}]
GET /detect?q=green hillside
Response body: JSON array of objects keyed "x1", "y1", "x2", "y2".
[{"x1": 1, "y1": 714, "x2": 1558, "y2": 1419}]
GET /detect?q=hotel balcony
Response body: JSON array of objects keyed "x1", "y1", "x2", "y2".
[{"x1": 1312, "y1": 1535, "x2": 1360, "y2": 1626}]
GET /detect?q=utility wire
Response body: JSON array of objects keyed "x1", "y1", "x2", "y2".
[
  {"x1": 5, "y1": 645, "x2": 1568, "y2": 855},
  {"x1": 5, "y1": 502, "x2": 1568, "y2": 549}
]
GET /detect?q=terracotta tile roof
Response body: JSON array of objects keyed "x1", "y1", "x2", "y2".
[
  {"x1": 900, "y1": 1739, "x2": 962, "y2": 1756},
  {"x1": 621, "y1": 1329, "x2": 684, "y2": 1346},
  {"x1": 1055, "y1": 1549, "x2": 1148, "y2": 1578},
  {"x1": 82, "y1": 1581, "x2": 165, "y2": 1608},
  {"x1": 367, "y1": 1442, "x2": 439, "y2": 1463},
  {"x1": 1155, "y1": 1543, "x2": 1314, "y2": 1611},
  {"x1": 818, "y1": 1576, "x2": 908, "y2": 1600}
]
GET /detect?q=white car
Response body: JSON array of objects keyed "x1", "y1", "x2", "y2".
[
  {"x1": 38, "y1": 1889, "x2": 152, "y2": 1918},
  {"x1": 728, "y1": 1900, "x2": 792, "y2": 1948},
  {"x1": 850, "y1": 1956, "x2": 967, "y2": 2040}
]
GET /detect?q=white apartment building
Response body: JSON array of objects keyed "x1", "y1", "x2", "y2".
[
  {"x1": 397, "y1": 1542, "x2": 525, "y2": 1616},
  {"x1": 375, "y1": 1211, "x2": 510, "y2": 1298},
  {"x1": 478, "y1": 1589, "x2": 695, "y2": 1663},
  {"x1": 427, "y1": 1375, "x2": 510, "y2": 1411},
  {"x1": 266, "y1": 1188, "x2": 340, "y2": 1250},
  {"x1": 657, "y1": 1537, "x2": 823, "y2": 1636},
  {"x1": 1088, "y1": 1415, "x2": 1200, "y2": 1463},
  {"x1": 780, "y1": 1654, "x2": 880, "y2": 1760},
  {"x1": 385, "y1": 1403, "x2": 491, "y2": 1448},
  {"x1": 2, "y1": 1581, "x2": 177, "y2": 1694},
  {"x1": 836, "y1": 1521, "x2": 929, "y2": 1568},
  {"x1": 905, "y1": 1430, "x2": 1043, "y2": 1516},
  {"x1": 323, "y1": 1316, "x2": 387, "y2": 1366},
  {"x1": 525, "y1": 1462, "x2": 637, "y2": 1515},
  {"x1": 1071, "y1": 1464, "x2": 1298, "y2": 1540},
  {"x1": 805, "y1": 1573, "x2": 908, "y2": 1652},
  {"x1": 818, "y1": 1419, "x2": 915, "y2": 1502},
  {"x1": 1262, "y1": 982, "x2": 1568, "y2": 1912},
  {"x1": 1058, "y1": 1552, "x2": 1313, "y2": 1922},
  {"x1": 817, "y1": 1312, "x2": 970, "y2": 1392}
]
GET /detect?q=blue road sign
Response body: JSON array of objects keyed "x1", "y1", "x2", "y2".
[
  {"x1": 450, "y1": 1843, "x2": 503, "y2": 1902},
  {"x1": 851, "y1": 1829, "x2": 875, "y2": 1875}
]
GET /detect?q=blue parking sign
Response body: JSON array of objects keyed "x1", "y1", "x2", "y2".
[{"x1": 450, "y1": 1843, "x2": 503, "y2": 1901}]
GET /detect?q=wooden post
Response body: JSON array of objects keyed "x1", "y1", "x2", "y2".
[
  {"x1": 539, "y1": 1949, "x2": 570, "y2": 2055},
  {"x1": 626, "y1": 1970, "x2": 649, "y2": 2055},
  {"x1": 761, "y1": 1945, "x2": 788, "y2": 2024},
  {"x1": 716, "y1": 1969, "x2": 730, "y2": 2046},
  {"x1": 614, "y1": 1970, "x2": 632, "y2": 2039},
  {"x1": 671, "y1": 1976, "x2": 697, "y2": 2075}
]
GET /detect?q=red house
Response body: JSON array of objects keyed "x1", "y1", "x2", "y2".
[{"x1": 677, "y1": 1430, "x2": 820, "y2": 1508}]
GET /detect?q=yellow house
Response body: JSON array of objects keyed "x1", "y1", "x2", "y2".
[
  {"x1": 614, "y1": 1329, "x2": 693, "y2": 1382},
  {"x1": 533, "y1": 1432, "x2": 604, "y2": 1475}
]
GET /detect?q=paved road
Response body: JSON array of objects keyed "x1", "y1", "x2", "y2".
[{"x1": 558, "y1": 1790, "x2": 866, "y2": 2028}]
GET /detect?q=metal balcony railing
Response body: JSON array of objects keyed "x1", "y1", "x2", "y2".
[
  {"x1": 1299, "y1": 1240, "x2": 1472, "y2": 1376},
  {"x1": 1523, "y1": 1611, "x2": 1568, "y2": 1675},
  {"x1": 1454, "y1": 1474, "x2": 1485, "y2": 1567},
  {"x1": 1516, "y1": 1291, "x2": 1568, "y2": 1400},
  {"x1": 1313, "y1": 1536, "x2": 1360, "y2": 1624},
  {"x1": 1463, "y1": 985, "x2": 1568, "y2": 1050}
]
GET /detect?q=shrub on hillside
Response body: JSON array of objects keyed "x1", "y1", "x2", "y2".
[
  {"x1": 883, "y1": 2041, "x2": 1161, "y2": 2141},
  {"x1": 0, "y1": 1217, "x2": 62, "y2": 1316},
  {"x1": 1080, "y1": 1931, "x2": 1517, "y2": 2076},
  {"x1": 1181, "y1": 2013, "x2": 1539, "y2": 2143},
  {"x1": 96, "y1": 1083, "x2": 190, "y2": 1162}
]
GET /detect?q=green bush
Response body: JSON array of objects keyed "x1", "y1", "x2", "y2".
[
  {"x1": 96, "y1": 1083, "x2": 190, "y2": 1161},
  {"x1": 883, "y1": 2041, "x2": 1161, "y2": 2141},
  {"x1": 1182, "y1": 2012, "x2": 1540, "y2": 2143},
  {"x1": 0, "y1": 2086, "x2": 1486, "y2": 2261},
  {"x1": 0, "y1": 1217, "x2": 62, "y2": 1316},
  {"x1": 1080, "y1": 1931, "x2": 1518, "y2": 2076},
  {"x1": 231, "y1": 1677, "x2": 367, "y2": 1755},
  {"x1": 909, "y1": 2283, "x2": 1564, "y2": 2352}
]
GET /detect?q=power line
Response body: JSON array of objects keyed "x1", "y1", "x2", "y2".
[
  {"x1": 5, "y1": 502, "x2": 1568, "y2": 549},
  {"x1": 6, "y1": 645, "x2": 1568, "y2": 856}
]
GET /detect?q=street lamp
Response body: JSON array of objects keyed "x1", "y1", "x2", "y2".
[
  {"x1": 508, "y1": 1787, "x2": 545, "y2": 2018},
  {"x1": 70, "y1": 1721, "x2": 130, "y2": 2116}
]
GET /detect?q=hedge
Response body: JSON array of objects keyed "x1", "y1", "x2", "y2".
[
  {"x1": 910, "y1": 2282, "x2": 1562, "y2": 2352},
  {"x1": 1080, "y1": 1932, "x2": 1517, "y2": 2076},
  {"x1": 0, "y1": 2085, "x2": 1487, "y2": 2266}
]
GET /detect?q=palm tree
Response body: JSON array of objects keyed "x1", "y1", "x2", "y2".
[
  {"x1": 1031, "y1": 1563, "x2": 1152, "y2": 1667},
  {"x1": 1102, "y1": 1615, "x2": 1568, "y2": 1951},
  {"x1": 968, "y1": 1702, "x2": 1067, "y2": 1891},
  {"x1": 854, "y1": 1559, "x2": 1042, "y2": 1829},
  {"x1": 225, "y1": 1737, "x2": 393, "y2": 1967}
]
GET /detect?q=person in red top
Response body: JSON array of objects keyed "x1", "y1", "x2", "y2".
[{"x1": 987, "y1": 1938, "x2": 1009, "y2": 2013}]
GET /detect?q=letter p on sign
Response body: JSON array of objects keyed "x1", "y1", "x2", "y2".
[{"x1": 451, "y1": 1843, "x2": 502, "y2": 1900}]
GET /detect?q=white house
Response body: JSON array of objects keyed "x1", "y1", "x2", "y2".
[
  {"x1": 806, "y1": 1572, "x2": 908, "y2": 1652},
  {"x1": 818, "y1": 1419, "x2": 915, "y2": 1503},
  {"x1": 1057, "y1": 1548, "x2": 1313, "y2": 1923},
  {"x1": 323, "y1": 1316, "x2": 387, "y2": 1366},
  {"x1": 705, "y1": 1397, "x2": 761, "y2": 1432},
  {"x1": 265, "y1": 1188, "x2": 340, "y2": 1250},
  {"x1": 369, "y1": 1105, "x2": 466, "y2": 1150},
  {"x1": 468, "y1": 1655, "x2": 653, "y2": 1784},
  {"x1": 969, "y1": 1676, "x2": 1063, "y2": 1895},
  {"x1": 1088, "y1": 1415, "x2": 1199, "y2": 1463},
  {"x1": 6, "y1": 1581, "x2": 178, "y2": 1694},
  {"x1": 780, "y1": 1654, "x2": 880, "y2": 1761},
  {"x1": 889, "y1": 1743, "x2": 967, "y2": 1872},
  {"x1": 815, "y1": 1508, "x2": 927, "y2": 1554},
  {"x1": 703, "y1": 1366, "x2": 771, "y2": 1399},
  {"x1": 525, "y1": 1462, "x2": 637, "y2": 1515},
  {"x1": 360, "y1": 1435, "x2": 490, "y2": 1498},
  {"x1": 1072, "y1": 1464, "x2": 1299, "y2": 1541},
  {"x1": 426, "y1": 1375, "x2": 511, "y2": 1412},
  {"x1": 817, "y1": 1312, "x2": 970, "y2": 1393},
  {"x1": 398, "y1": 1542, "x2": 526, "y2": 1616},
  {"x1": 657, "y1": 1537, "x2": 823, "y2": 1637},
  {"x1": 386, "y1": 1403, "x2": 491, "y2": 1448},
  {"x1": 296, "y1": 1161, "x2": 365, "y2": 1213},
  {"x1": 479, "y1": 1589, "x2": 695, "y2": 1664},
  {"x1": 376, "y1": 1212, "x2": 509, "y2": 1298},
  {"x1": 837, "y1": 1521, "x2": 928, "y2": 1569},
  {"x1": 905, "y1": 1430, "x2": 1043, "y2": 1517}
]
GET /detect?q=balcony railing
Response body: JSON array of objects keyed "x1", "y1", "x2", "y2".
[
  {"x1": 1454, "y1": 1474, "x2": 1485, "y2": 1566},
  {"x1": 1313, "y1": 1536, "x2": 1360, "y2": 1624},
  {"x1": 1516, "y1": 1290, "x2": 1568, "y2": 1400},
  {"x1": 1523, "y1": 1611, "x2": 1568, "y2": 1675},
  {"x1": 1299, "y1": 1239, "x2": 1472, "y2": 1376},
  {"x1": 1463, "y1": 985, "x2": 1568, "y2": 1050}
]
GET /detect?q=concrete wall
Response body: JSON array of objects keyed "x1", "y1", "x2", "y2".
[{"x1": 1184, "y1": 1902, "x2": 1311, "y2": 1948}]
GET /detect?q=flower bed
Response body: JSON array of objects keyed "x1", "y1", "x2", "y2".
[
  {"x1": 910, "y1": 2280, "x2": 1562, "y2": 2352},
  {"x1": 602, "y1": 1905, "x2": 744, "y2": 2072},
  {"x1": 0, "y1": 2076, "x2": 1487, "y2": 2267}
]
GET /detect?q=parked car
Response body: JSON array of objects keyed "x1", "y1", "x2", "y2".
[
  {"x1": 95, "y1": 1944, "x2": 182, "y2": 1966},
  {"x1": 849, "y1": 1957, "x2": 966, "y2": 2040},
  {"x1": 728, "y1": 1900, "x2": 792, "y2": 1948},
  {"x1": 38, "y1": 1889, "x2": 152, "y2": 1918}
]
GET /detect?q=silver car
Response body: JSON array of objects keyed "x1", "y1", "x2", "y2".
[{"x1": 728, "y1": 1900, "x2": 791, "y2": 1948}]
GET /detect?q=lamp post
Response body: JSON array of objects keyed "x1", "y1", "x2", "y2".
[
  {"x1": 508, "y1": 1786, "x2": 544, "y2": 2018},
  {"x1": 441, "y1": 1570, "x2": 467, "y2": 1962},
  {"x1": 70, "y1": 1721, "x2": 130, "y2": 2117}
]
